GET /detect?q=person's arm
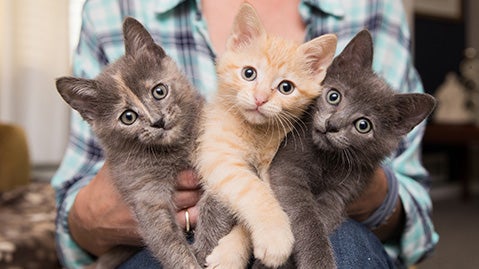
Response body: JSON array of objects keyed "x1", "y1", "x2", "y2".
[
  {"x1": 67, "y1": 163, "x2": 142, "y2": 257},
  {"x1": 67, "y1": 163, "x2": 201, "y2": 256},
  {"x1": 346, "y1": 0, "x2": 438, "y2": 266},
  {"x1": 51, "y1": 3, "x2": 108, "y2": 266},
  {"x1": 347, "y1": 168, "x2": 405, "y2": 242},
  {"x1": 51, "y1": 112, "x2": 105, "y2": 268}
]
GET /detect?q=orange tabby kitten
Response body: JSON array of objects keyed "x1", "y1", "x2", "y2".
[{"x1": 195, "y1": 3, "x2": 337, "y2": 268}]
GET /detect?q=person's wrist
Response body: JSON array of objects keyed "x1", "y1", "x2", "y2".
[
  {"x1": 68, "y1": 185, "x2": 110, "y2": 256},
  {"x1": 347, "y1": 167, "x2": 388, "y2": 222},
  {"x1": 68, "y1": 170, "x2": 122, "y2": 256},
  {"x1": 372, "y1": 198, "x2": 405, "y2": 242},
  {"x1": 362, "y1": 166, "x2": 399, "y2": 229}
]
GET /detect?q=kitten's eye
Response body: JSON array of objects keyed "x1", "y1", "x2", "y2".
[
  {"x1": 120, "y1": 110, "x2": 138, "y2": 125},
  {"x1": 355, "y1": 118, "x2": 372, "y2": 133},
  {"x1": 152, "y1": 83, "x2": 168, "y2": 100},
  {"x1": 241, "y1": 67, "x2": 257, "y2": 81},
  {"x1": 326, "y1": 89, "x2": 341, "y2": 105},
  {"x1": 277, "y1": 80, "x2": 295, "y2": 95}
]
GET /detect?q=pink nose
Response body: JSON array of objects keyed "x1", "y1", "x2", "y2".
[{"x1": 255, "y1": 96, "x2": 268, "y2": 107}]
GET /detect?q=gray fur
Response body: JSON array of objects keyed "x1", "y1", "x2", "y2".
[
  {"x1": 56, "y1": 17, "x2": 203, "y2": 269},
  {"x1": 193, "y1": 192, "x2": 237, "y2": 266},
  {"x1": 255, "y1": 30, "x2": 436, "y2": 268}
]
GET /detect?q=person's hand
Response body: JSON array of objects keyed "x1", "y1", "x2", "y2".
[
  {"x1": 68, "y1": 163, "x2": 141, "y2": 256},
  {"x1": 68, "y1": 163, "x2": 202, "y2": 256},
  {"x1": 173, "y1": 169, "x2": 202, "y2": 232},
  {"x1": 346, "y1": 168, "x2": 388, "y2": 222},
  {"x1": 346, "y1": 167, "x2": 404, "y2": 241}
]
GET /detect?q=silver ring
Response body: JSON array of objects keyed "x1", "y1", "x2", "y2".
[{"x1": 185, "y1": 210, "x2": 191, "y2": 233}]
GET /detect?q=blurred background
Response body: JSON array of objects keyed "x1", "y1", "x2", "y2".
[{"x1": 0, "y1": 0, "x2": 478, "y2": 268}]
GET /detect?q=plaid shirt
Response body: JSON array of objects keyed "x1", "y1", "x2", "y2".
[{"x1": 52, "y1": 0, "x2": 439, "y2": 267}]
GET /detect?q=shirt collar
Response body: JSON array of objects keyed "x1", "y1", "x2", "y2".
[
  {"x1": 155, "y1": 0, "x2": 188, "y2": 14},
  {"x1": 302, "y1": 0, "x2": 344, "y2": 17},
  {"x1": 155, "y1": 0, "x2": 344, "y2": 17}
]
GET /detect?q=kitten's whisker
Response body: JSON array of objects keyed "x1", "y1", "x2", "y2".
[
  {"x1": 285, "y1": 111, "x2": 306, "y2": 135},
  {"x1": 275, "y1": 115, "x2": 289, "y2": 139},
  {"x1": 342, "y1": 148, "x2": 356, "y2": 181},
  {"x1": 265, "y1": 116, "x2": 280, "y2": 147},
  {"x1": 283, "y1": 111, "x2": 301, "y2": 148},
  {"x1": 273, "y1": 113, "x2": 291, "y2": 144},
  {"x1": 279, "y1": 110, "x2": 308, "y2": 151},
  {"x1": 124, "y1": 140, "x2": 136, "y2": 165},
  {"x1": 149, "y1": 145, "x2": 161, "y2": 164}
]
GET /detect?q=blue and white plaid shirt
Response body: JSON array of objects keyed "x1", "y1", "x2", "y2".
[{"x1": 52, "y1": 0, "x2": 439, "y2": 267}]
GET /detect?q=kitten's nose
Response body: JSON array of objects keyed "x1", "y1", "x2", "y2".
[
  {"x1": 151, "y1": 119, "x2": 165, "y2": 129},
  {"x1": 254, "y1": 94, "x2": 268, "y2": 107},
  {"x1": 325, "y1": 120, "x2": 339, "y2": 133}
]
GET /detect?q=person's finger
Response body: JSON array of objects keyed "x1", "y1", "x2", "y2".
[
  {"x1": 173, "y1": 189, "x2": 202, "y2": 209},
  {"x1": 176, "y1": 205, "x2": 199, "y2": 230},
  {"x1": 176, "y1": 169, "x2": 201, "y2": 190}
]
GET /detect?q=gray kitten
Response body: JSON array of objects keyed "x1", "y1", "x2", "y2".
[
  {"x1": 255, "y1": 30, "x2": 436, "y2": 268},
  {"x1": 56, "y1": 17, "x2": 203, "y2": 269}
]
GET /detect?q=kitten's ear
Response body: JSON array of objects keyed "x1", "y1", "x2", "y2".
[
  {"x1": 392, "y1": 93, "x2": 437, "y2": 136},
  {"x1": 226, "y1": 3, "x2": 266, "y2": 51},
  {"x1": 122, "y1": 17, "x2": 166, "y2": 58},
  {"x1": 298, "y1": 34, "x2": 337, "y2": 79},
  {"x1": 56, "y1": 77, "x2": 99, "y2": 123},
  {"x1": 332, "y1": 29, "x2": 373, "y2": 71}
]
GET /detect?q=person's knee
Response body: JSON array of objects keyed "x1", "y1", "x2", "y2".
[
  {"x1": 118, "y1": 221, "x2": 394, "y2": 269},
  {"x1": 117, "y1": 249, "x2": 162, "y2": 269},
  {"x1": 330, "y1": 220, "x2": 394, "y2": 269}
]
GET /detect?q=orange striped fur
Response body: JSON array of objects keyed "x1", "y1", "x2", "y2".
[{"x1": 196, "y1": 3, "x2": 337, "y2": 268}]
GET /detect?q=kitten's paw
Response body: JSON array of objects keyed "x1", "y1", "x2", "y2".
[
  {"x1": 252, "y1": 225, "x2": 294, "y2": 268},
  {"x1": 205, "y1": 249, "x2": 246, "y2": 269},
  {"x1": 204, "y1": 232, "x2": 249, "y2": 269}
]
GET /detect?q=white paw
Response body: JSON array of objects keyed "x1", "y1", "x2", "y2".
[
  {"x1": 205, "y1": 248, "x2": 245, "y2": 269},
  {"x1": 204, "y1": 234, "x2": 249, "y2": 269},
  {"x1": 252, "y1": 225, "x2": 294, "y2": 268}
]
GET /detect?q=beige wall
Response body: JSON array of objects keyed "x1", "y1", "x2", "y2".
[{"x1": 0, "y1": 0, "x2": 71, "y2": 165}]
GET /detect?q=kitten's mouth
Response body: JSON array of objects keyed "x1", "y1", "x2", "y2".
[
  {"x1": 140, "y1": 122, "x2": 178, "y2": 145},
  {"x1": 313, "y1": 130, "x2": 348, "y2": 150},
  {"x1": 245, "y1": 105, "x2": 263, "y2": 113},
  {"x1": 157, "y1": 124, "x2": 176, "y2": 137},
  {"x1": 160, "y1": 126, "x2": 173, "y2": 131},
  {"x1": 151, "y1": 119, "x2": 173, "y2": 131},
  {"x1": 312, "y1": 133, "x2": 332, "y2": 149},
  {"x1": 243, "y1": 108, "x2": 268, "y2": 124},
  {"x1": 314, "y1": 127, "x2": 327, "y2": 135}
]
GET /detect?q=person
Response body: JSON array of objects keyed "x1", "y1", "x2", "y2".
[{"x1": 51, "y1": 0, "x2": 439, "y2": 268}]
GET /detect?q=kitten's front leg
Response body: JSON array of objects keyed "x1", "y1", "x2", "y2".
[
  {"x1": 316, "y1": 191, "x2": 349, "y2": 234},
  {"x1": 130, "y1": 185, "x2": 201, "y2": 269},
  {"x1": 269, "y1": 170, "x2": 337, "y2": 269},
  {"x1": 285, "y1": 197, "x2": 335, "y2": 269},
  {"x1": 197, "y1": 122, "x2": 294, "y2": 267},
  {"x1": 193, "y1": 193, "x2": 236, "y2": 266},
  {"x1": 205, "y1": 168, "x2": 294, "y2": 267},
  {"x1": 205, "y1": 224, "x2": 252, "y2": 269}
]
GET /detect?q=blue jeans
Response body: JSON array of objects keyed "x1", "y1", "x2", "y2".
[{"x1": 118, "y1": 220, "x2": 394, "y2": 269}]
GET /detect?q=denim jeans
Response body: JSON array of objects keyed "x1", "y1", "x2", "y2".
[{"x1": 118, "y1": 219, "x2": 394, "y2": 269}]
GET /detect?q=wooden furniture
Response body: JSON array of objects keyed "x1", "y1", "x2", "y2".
[
  {"x1": 423, "y1": 123, "x2": 479, "y2": 200},
  {"x1": 0, "y1": 123, "x2": 30, "y2": 192}
]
